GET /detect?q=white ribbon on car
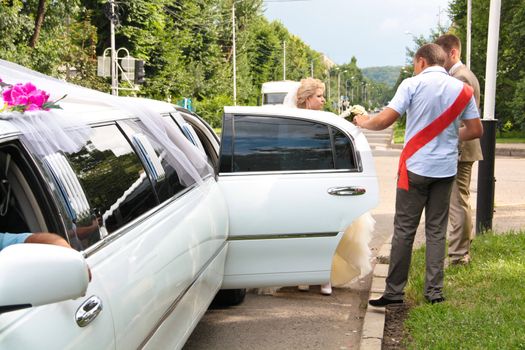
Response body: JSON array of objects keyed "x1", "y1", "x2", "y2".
[{"x1": 0, "y1": 59, "x2": 212, "y2": 187}]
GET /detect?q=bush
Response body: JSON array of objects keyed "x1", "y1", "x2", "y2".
[{"x1": 194, "y1": 95, "x2": 233, "y2": 128}]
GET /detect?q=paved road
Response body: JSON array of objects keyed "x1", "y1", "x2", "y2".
[{"x1": 184, "y1": 126, "x2": 525, "y2": 349}]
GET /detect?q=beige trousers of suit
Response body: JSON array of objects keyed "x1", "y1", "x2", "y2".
[{"x1": 448, "y1": 161, "x2": 474, "y2": 260}]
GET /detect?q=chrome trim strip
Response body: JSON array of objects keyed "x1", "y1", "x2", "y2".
[
  {"x1": 219, "y1": 169, "x2": 362, "y2": 177},
  {"x1": 227, "y1": 232, "x2": 339, "y2": 241},
  {"x1": 138, "y1": 241, "x2": 228, "y2": 350}
]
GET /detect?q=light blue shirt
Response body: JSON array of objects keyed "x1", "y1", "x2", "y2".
[
  {"x1": 0, "y1": 233, "x2": 32, "y2": 251},
  {"x1": 388, "y1": 66, "x2": 480, "y2": 178}
]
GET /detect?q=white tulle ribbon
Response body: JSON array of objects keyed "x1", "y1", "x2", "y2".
[{"x1": 0, "y1": 59, "x2": 211, "y2": 187}]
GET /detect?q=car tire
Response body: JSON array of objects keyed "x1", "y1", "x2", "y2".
[{"x1": 213, "y1": 288, "x2": 246, "y2": 306}]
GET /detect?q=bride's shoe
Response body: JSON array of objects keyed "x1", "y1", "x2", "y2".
[{"x1": 320, "y1": 282, "x2": 332, "y2": 295}]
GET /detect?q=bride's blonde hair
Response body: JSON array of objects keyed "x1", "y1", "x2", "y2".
[{"x1": 296, "y1": 78, "x2": 325, "y2": 109}]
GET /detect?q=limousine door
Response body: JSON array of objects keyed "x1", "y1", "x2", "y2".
[{"x1": 218, "y1": 108, "x2": 379, "y2": 288}]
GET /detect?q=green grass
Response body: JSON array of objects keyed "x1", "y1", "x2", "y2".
[
  {"x1": 403, "y1": 231, "x2": 525, "y2": 349},
  {"x1": 496, "y1": 137, "x2": 525, "y2": 143},
  {"x1": 393, "y1": 123, "x2": 525, "y2": 144},
  {"x1": 393, "y1": 122, "x2": 405, "y2": 144}
]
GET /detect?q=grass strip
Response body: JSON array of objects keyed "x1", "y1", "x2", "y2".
[
  {"x1": 403, "y1": 231, "x2": 525, "y2": 349},
  {"x1": 393, "y1": 123, "x2": 525, "y2": 144},
  {"x1": 393, "y1": 121, "x2": 405, "y2": 144}
]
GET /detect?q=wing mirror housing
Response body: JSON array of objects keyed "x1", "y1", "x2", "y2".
[{"x1": 0, "y1": 244, "x2": 90, "y2": 314}]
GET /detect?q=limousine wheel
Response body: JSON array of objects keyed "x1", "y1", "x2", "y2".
[{"x1": 213, "y1": 288, "x2": 246, "y2": 306}]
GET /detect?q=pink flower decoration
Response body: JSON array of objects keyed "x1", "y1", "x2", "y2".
[
  {"x1": 2, "y1": 82, "x2": 50, "y2": 111},
  {"x1": 1, "y1": 78, "x2": 64, "y2": 113}
]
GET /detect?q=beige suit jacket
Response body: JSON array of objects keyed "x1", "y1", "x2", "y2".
[{"x1": 451, "y1": 64, "x2": 483, "y2": 162}]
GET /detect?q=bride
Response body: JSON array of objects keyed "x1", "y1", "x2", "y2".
[{"x1": 285, "y1": 78, "x2": 376, "y2": 296}]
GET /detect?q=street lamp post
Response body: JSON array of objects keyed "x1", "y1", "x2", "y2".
[
  {"x1": 345, "y1": 78, "x2": 353, "y2": 103},
  {"x1": 337, "y1": 70, "x2": 347, "y2": 114},
  {"x1": 337, "y1": 71, "x2": 341, "y2": 113},
  {"x1": 327, "y1": 69, "x2": 332, "y2": 103},
  {"x1": 476, "y1": 0, "x2": 501, "y2": 233}
]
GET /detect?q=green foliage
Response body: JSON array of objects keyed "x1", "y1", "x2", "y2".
[
  {"x1": 449, "y1": 0, "x2": 525, "y2": 131},
  {"x1": 362, "y1": 66, "x2": 403, "y2": 88},
  {"x1": 0, "y1": 0, "x2": 393, "y2": 118},
  {"x1": 194, "y1": 94, "x2": 233, "y2": 128},
  {"x1": 404, "y1": 232, "x2": 525, "y2": 349},
  {"x1": 392, "y1": 121, "x2": 405, "y2": 144}
]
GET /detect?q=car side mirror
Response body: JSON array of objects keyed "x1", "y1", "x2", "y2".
[{"x1": 0, "y1": 244, "x2": 90, "y2": 314}]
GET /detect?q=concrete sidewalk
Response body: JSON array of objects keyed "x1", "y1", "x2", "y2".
[{"x1": 359, "y1": 142, "x2": 525, "y2": 350}]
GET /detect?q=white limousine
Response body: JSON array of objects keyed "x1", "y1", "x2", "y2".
[{"x1": 0, "y1": 60, "x2": 378, "y2": 349}]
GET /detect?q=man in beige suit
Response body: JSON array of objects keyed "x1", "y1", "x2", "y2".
[{"x1": 435, "y1": 34, "x2": 483, "y2": 265}]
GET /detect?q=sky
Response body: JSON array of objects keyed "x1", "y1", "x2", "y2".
[{"x1": 263, "y1": 0, "x2": 452, "y2": 68}]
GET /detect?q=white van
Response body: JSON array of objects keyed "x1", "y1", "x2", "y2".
[
  {"x1": 0, "y1": 61, "x2": 378, "y2": 349},
  {"x1": 261, "y1": 80, "x2": 300, "y2": 105}
]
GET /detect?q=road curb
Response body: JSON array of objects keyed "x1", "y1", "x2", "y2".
[{"x1": 360, "y1": 238, "x2": 392, "y2": 350}]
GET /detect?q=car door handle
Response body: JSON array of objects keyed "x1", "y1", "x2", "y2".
[
  {"x1": 327, "y1": 186, "x2": 366, "y2": 196},
  {"x1": 76, "y1": 295, "x2": 103, "y2": 327}
]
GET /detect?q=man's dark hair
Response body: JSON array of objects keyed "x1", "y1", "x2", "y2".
[
  {"x1": 435, "y1": 34, "x2": 462, "y2": 54},
  {"x1": 415, "y1": 43, "x2": 446, "y2": 67}
]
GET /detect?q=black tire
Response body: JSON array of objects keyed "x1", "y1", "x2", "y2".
[{"x1": 213, "y1": 288, "x2": 246, "y2": 306}]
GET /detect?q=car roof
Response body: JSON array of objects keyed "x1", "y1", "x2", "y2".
[
  {"x1": 224, "y1": 105, "x2": 348, "y2": 124},
  {"x1": 261, "y1": 81, "x2": 300, "y2": 93},
  {"x1": 0, "y1": 59, "x2": 183, "y2": 132}
]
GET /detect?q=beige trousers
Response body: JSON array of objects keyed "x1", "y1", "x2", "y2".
[{"x1": 448, "y1": 161, "x2": 474, "y2": 260}]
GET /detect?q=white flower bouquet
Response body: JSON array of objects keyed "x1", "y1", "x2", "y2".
[{"x1": 340, "y1": 104, "x2": 368, "y2": 119}]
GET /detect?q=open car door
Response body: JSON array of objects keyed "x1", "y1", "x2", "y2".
[{"x1": 218, "y1": 106, "x2": 379, "y2": 288}]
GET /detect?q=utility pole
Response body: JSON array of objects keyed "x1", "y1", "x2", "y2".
[
  {"x1": 327, "y1": 69, "x2": 331, "y2": 102},
  {"x1": 310, "y1": 60, "x2": 314, "y2": 77},
  {"x1": 110, "y1": 0, "x2": 118, "y2": 96},
  {"x1": 283, "y1": 41, "x2": 286, "y2": 80},
  {"x1": 232, "y1": 2, "x2": 237, "y2": 105},
  {"x1": 476, "y1": 0, "x2": 501, "y2": 233},
  {"x1": 467, "y1": 0, "x2": 472, "y2": 69},
  {"x1": 337, "y1": 71, "x2": 341, "y2": 114}
]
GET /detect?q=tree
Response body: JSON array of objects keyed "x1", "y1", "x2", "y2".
[
  {"x1": 449, "y1": 0, "x2": 525, "y2": 131},
  {"x1": 29, "y1": 0, "x2": 47, "y2": 48}
]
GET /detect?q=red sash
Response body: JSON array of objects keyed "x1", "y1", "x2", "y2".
[{"x1": 397, "y1": 84, "x2": 473, "y2": 191}]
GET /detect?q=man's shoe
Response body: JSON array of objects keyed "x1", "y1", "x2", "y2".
[
  {"x1": 368, "y1": 296, "x2": 403, "y2": 307},
  {"x1": 450, "y1": 253, "x2": 471, "y2": 266},
  {"x1": 429, "y1": 297, "x2": 446, "y2": 304}
]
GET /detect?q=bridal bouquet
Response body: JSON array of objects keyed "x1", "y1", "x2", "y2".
[
  {"x1": 1, "y1": 78, "x2": 65, "y2": 113},
  {"x1": 340, "y1": 104, "x2": 368, "y2": 119}
]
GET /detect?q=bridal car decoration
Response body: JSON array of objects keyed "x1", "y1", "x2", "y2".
[{"x1": 0, "y1": 78, "x2": 65, "y2": 113}]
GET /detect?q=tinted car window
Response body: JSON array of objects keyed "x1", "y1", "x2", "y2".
[
  {"x1": 65, "y1": 124, "x2": 157, "y2": 248},
  {"x1": 331, "y1": 127, "x2": 356, "y2": 169},
  {"x1": 119, "y1": 120, "x2": 186, "y2": 203},
  {"x1": 221, "y1": 115, "x2": 334, "y2": 172}
]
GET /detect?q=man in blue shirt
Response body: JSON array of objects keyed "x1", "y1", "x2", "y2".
[
  {"x1": 354, "y1": 43, "x2": 483, "y2": 306},
  {"x1": 0, "y1": 232, "x2": 71, "y2": 252}
]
